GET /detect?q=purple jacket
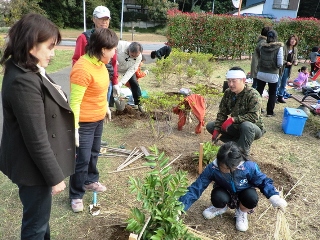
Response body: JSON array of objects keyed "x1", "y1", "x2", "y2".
[{"x1": 293, "y1": 72, "x2": 309, "y2": 86}]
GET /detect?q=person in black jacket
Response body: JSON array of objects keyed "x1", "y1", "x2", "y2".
[
  {"x1": 0, "y1": 13, "x2": 75, "y2": 239},
  {"x1": 151, "y1": 45, "x2": 172, "y2": 60}
]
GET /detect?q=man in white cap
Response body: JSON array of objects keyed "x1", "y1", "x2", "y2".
[
  {"x1": 72, "y1": 6, "x2": 120, "y2": 106},
  {"x1": 206, "y1": 66, "x2": 265, "y2": 156}
]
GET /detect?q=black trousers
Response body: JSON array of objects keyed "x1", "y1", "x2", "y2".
[
  {"x1": 18, "y1": 185, "x2": 51, "y2": 240},
  {"x1": 256, "y1": 79, "x2": 278, "y2": 115},
  {"x1": 211, "y1": 187, "x2": 259, "y2": 209},
  {"x1": 128, "y1": 74, "x2": 142, "y2": 105}
]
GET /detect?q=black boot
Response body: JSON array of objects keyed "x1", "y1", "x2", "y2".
[{"x1": 277, "y1": 96, "x2": 286, "y2": 103}]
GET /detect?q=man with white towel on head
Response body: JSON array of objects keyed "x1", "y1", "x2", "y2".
[{"x1": 206, "y1": 66, "x2": 265, "y2": 156}]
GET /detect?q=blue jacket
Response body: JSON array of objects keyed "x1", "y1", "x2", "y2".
[{"x1": 179, "y1": 159, "x2": 279, "y2": 211}]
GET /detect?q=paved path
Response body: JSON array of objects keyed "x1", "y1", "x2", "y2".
[{"x1": 0, "y1": 41, "x2": 163, "y2": 138}]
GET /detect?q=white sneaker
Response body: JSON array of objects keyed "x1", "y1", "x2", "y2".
[
  {"x1": 235, "y1": 208, "x2": 249, "y2": 232},
  {"x1": 202, "y1": 205, "x2": 228, "y2": 219}
]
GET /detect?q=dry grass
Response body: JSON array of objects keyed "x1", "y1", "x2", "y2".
[
  {"x1": 59, "y1": 28, "x2": 167, "y2": 42},
  {"x1": 1, "y1": 53, "x2": 320, "y2": 240}
]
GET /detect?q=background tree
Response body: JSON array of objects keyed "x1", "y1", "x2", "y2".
[
  {"x1": 148, "y1": 0, "x2": 178, "y2": 23},
  {"x1": 297, "y1": 0, "x2": 320, "y2": 19},
  {"x1": 39, "y1": 0, "x2": 121, "y2": 29},
  {"x1": 1, "y1": 0, "x2": 45, "y2": 26}
]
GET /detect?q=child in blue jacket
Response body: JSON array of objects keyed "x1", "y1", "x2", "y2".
[{"x1": 179, "y1": 141, "x2": 287, "y2": 232}]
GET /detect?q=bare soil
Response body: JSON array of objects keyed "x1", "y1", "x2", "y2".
[{"x1": 73, "y1": 55, "x2": 320, "y2": 239}]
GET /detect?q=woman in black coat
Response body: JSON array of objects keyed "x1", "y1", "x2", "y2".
[{"x1": 0, "y1": 13, "x2": 75, "y2": 239}]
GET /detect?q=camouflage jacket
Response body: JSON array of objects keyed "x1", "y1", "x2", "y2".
[{"x1": 214, "y1": 85, "x2": 264, "y2": 131}]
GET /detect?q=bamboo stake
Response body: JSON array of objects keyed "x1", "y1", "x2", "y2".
[
  {"x1": 198, "y1": 143, "x2": 204, "y2": 174},
  {"x1": 186, "y1": 226, "x2": 215, "y2": 240},
  {"x1": 99, "y1": 153, "x2": 128, "y2": 157},
  {"x1": 117, "y1": 148, "x2": 138, "y2": 170},
  {"x1": 117, "y1": 152, "x2": 144, "y2": 171},
  {"x1": 160, "y1": 154, "x2": 182, "y2": 171},
  {"x1": 108, "y1": 166, "x2": 149, "y2": 174},
  {"x1": 137, "y1": 216, "x2": 151, "y2": 240}
]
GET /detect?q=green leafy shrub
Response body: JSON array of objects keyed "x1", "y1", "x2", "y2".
[
  {"x1": 126, "y1": 145, "x2": 200, "y2": 240},
  {"x1": 194, "y1": 141, "x2": 220, "y2": 165}
]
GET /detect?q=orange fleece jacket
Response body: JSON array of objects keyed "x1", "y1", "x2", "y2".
[{"x1": 70, "y1": 55, "x2": 109, "y2": 123}]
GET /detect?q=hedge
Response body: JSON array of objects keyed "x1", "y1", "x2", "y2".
[{"x1": 166, "y1": 9, "x2": 320, "y2": 60}]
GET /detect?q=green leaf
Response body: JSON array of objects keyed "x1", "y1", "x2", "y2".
[
  {"x1": 159, "y1": 157, "x2": 170, "y2": 168},
  {"x1": 160, "y1": 166, "x2": 171, "y2": 175}
]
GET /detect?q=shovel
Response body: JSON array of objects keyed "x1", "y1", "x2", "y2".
[
  {"x1": 114, "y1": 97, "x2": 126, "y2": 111},
  {"x1": 89, "y1": 191, "x2": 101, "y2": 216}
]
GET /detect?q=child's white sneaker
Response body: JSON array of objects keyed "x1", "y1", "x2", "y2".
[
  {"x1": 235, "y1": 208, "x2": 249, "y2": 232},
  {"x1": 202, "y1": 205, "x2": 228, "y2": 219}
]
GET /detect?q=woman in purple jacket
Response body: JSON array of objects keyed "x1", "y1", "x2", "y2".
[{"x1": 179, "y1": 142, "x2": 287, "y2": 232}]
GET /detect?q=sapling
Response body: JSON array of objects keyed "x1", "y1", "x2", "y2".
[{"x1": 126, "y1": 145, "x2": 200, "y2": 240}]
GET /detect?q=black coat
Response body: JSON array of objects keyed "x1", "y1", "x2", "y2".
[{"x1": 0, "y1": 59, "x2": 76, "y2": 186}]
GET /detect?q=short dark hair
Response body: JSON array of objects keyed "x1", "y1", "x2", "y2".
[
  {"x1": 261, "y1": 26, "x2": 272, "y2": 37},
  {"x1": 128, "y1": 42, "x2": 143, "y2": 54},
  {"x1": 312, "y1": 46, "x2": 319, "y2": 52},
  {"x1": 0, "y1": 13, "x2": 61, "y2": 72},
  {"x1": 216, "y1": 142, "x2": 246, "y2": 170},
  {"x1": 229, "y1": 66, "x2": 245, "y2": 72},
  {"x1": 298, "y1": 66, "x2": 307, "y2": 72},
  {"x1": 286, "y1": 34, "x2": 299, "y2": 47},
  {"x1": 150, "y1": 51, "x2": 156, "y2": 59},
  {"x1": 85, "y1": 28, "x2": 119, "y2": 60}
]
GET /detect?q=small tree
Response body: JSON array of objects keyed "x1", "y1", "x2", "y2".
[
  {"x1": 194, "y1": 141, "x2": 220, "y2": 165},
  {"x1": 140, "y1": 92, "x2": 184, "y2": 139},
  {"x1": 126, "y1": 146, "x2": 200, "y2": 240}
]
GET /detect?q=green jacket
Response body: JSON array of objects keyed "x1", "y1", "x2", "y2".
[{"x1": 214, "y1": 85, "x2": 264, "y2": 131}]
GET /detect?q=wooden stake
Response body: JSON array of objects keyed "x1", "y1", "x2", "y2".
[
  {"x1": 200, "y1": 126, "x2": 204, "y2": 143},
  {"x1": 198, "y1": 143, "x2": 204, "y2": 174}
]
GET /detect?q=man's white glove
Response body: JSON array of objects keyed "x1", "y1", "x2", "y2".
[
  {"x1": 113, "y1": 83, "x2": 122, "y2": 98},
  {"x1": 105, "y1": 107, "x2": 112, "y2": 123},
  {"x1": 75, "y1": 128, "x2": 79, "y2": 147},
  {"x1": 144, "y1": 70, "x2": 149, "y2": 75},
  {"x1": 269, "y1": 195, "x2": 287, "y2": 212}
]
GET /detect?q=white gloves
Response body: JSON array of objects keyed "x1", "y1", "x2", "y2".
[
  {"x1": 144, "y1": 70, "x2": 149, "y2": 75},
  {"x1": 113, "y1": 83, "x2": 122, "y2": 98},
  {"x1": 105, "y1": 107, "x2": 111, "y2": 123},
  {"x1": 269, "y1": 195, "x2": 287, "y2": 212},
  {"x1": 75, "y1": 128, "x2": 79, "y2": 147}
]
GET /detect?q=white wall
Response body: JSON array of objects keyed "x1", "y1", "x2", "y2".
[
  {"x1": 263, "y1": 0, "x2": 298, "y2": 19},
  {"x1": 123, "y1": 21, "x2": 162, "y2": 28},
  {"x1": 233, "y1": 4, "x2": 264, "y2": 15}
]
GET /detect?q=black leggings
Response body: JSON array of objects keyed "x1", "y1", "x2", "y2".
[
  {"x1": 128, "y1": 74, "x2": 142, "y2": 105},
  {"x1": 211, "y1": 187, "x2": 259, "y2": 209}
]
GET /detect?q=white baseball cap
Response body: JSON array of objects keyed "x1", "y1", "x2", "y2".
[{"x1": 93, "y1": 6, "x2": 111, "y2": 19}]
